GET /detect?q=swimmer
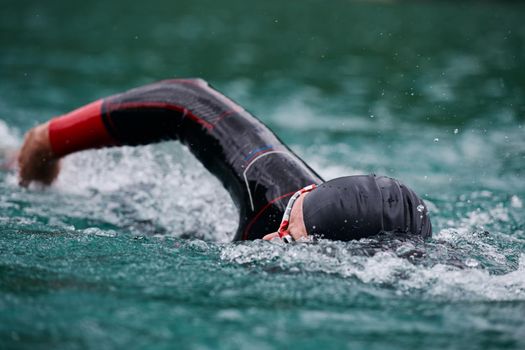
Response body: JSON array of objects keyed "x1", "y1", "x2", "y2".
[{"x1": 17, "y1": 79, "x2": 432, "y2": 242}]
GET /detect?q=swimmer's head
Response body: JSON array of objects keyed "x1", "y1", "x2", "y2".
[
  {"x1": 263, "y1": 175, "x2": 432, "y2": 242},
  {"x1": 302, "y1": 175, "x2": 432, "y2": 240}
]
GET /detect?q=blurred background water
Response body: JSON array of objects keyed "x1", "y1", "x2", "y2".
[{"x1": 1, "y1": 0, "x2": 524, "y2": 349}]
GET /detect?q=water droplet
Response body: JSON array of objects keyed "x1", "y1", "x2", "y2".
[
  {"x1": 370, "y1": 114, "x2": 374, "y2": 118},
  {"x1": 511, "y1": 195, "x2": 523, "y2": 208},
  {"x1": 433, "y1": 138, "x2": 439, "y2": 142},
  {"x1": 417, "y1": 204, "x2": 425, "y2": 212},
  {"x1": 465, "y1": 258, "x2": 479, "y2": 268},
  {"x1": 454, "y1": 128, "x2": 459, "y2": 134}
]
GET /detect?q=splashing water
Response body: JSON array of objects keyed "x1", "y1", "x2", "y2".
[{"x1": 3, "y1": 141, "x2": 238, "y2": 242}]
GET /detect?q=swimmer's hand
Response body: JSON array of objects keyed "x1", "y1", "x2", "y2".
[
  {"x1": 263, "y1": 232, "x2": 311, "y2": 243},
  {"x1": 17, "y1": 122, "x2": 60, "y2": 187}
]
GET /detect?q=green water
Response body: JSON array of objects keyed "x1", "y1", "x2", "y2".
[{"x1": 1, "y1": 0, "x2": 525, "y2": 349}]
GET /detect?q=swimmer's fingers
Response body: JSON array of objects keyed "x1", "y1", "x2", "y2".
[{"x1": 17, "y1": 122, "x2": 61, "y2": 187}]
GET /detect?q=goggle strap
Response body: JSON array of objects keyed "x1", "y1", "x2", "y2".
[{"x1": 277, "y1": 184, "x2": 317, "y2": 241}]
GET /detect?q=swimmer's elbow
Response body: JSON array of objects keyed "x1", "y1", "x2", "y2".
[{"x1": 186, "y1": 78, "x2": 209, "y2": 86}]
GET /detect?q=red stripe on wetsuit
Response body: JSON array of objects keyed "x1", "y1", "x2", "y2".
[{"x1": 48, "y1": 100, "x2": 114, "y2": 157}]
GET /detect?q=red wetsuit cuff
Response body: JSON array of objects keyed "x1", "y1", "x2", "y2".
[{"x1": 48, "y1": 99, "x2": 115, "y2": 157}]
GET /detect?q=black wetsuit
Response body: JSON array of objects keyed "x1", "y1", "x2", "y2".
[{"x1": 99, "y1": 79, "x2": 323, "y2": 240}]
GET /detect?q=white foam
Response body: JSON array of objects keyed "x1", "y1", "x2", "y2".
[
  {"x1": 220, "y1": 239, "x2": 525, "y2": 301},
  {"x1": 0, "y1": 120, "x2": 20, "y2": 185},
  {"x1": 0, "y1": 120, "x2": 19, "y2": 149},
  {"x1": 402, "y1": 254, "x2": 525, "y2": 301},
  {"x1": 51, "y1": 143, "x2": 238, "y2": 242}
]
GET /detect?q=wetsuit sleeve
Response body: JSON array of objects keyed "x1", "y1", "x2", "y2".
[{"x1": 48, "y1": 100, "x2": 114, "y2": 157}]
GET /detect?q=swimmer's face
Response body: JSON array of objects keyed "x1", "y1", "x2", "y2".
[{"x1": 262, "y1": 192, "x2": 309, "y2": 241}]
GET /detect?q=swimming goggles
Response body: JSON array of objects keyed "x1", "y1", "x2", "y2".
[{"x1": 277, "y1": 184, "x2": 317, "y2": 243}]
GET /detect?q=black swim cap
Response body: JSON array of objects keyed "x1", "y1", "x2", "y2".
[{"x1": 302, "y1": 175, "x2": 432, "y2": 241}]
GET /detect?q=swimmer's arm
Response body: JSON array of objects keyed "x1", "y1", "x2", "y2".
[
  {"x1": 16, "y1": 87, "x2": 191, "y2": 186},
  {"x1": 17, "y1": 79, "x2": 239, "y2": 187}
]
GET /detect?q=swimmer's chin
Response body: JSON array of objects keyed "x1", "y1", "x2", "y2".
[
  {"x1": 262, "y1": 232, "x2": 279, "y2": 241},
  {"x1": 262, "y1": 232, "x2": 312, "y2": 243}
]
